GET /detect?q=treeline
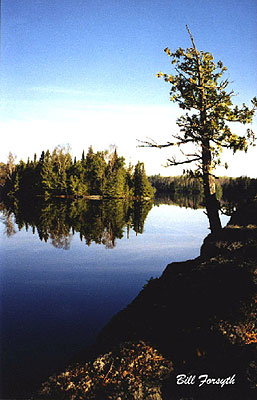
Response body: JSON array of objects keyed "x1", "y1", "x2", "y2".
[
  {"x1": 149, "y1": 174, "x2": 257, "y2": 202},
  {"x1": 1, "y1": 147, "x2": 154, "y2": 200},
  {"x1": 218, "y1": 176, "x2": 257, "y2": 202},
  {"x1": 149, "y1": 175, "x2": 204, "y2": 195}
]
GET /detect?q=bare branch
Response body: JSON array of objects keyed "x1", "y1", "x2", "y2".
[
  {"x1": 182, "y1": 152, "x2": 201, "y2": 158},
  {"x1": 179, "y1": 147, "x2": 200, "y2": 158},
  {"x1": 173, "y1": 130, "x2": 199, "y2": 142},
  {"x1": 211, "y1": 137, "x2": 233, "y2": 148},
  {"x1": 166, "y1": 156, "x2": 201, "y2": 166},
  {"x1": 137, "y1": 138, "x2": 177, "y2": 148},
  {"x1": 186, "y1": 25, "x2": 197, "y2": 51},
  {"x1": 217, "y1": 79, "x2": 229, "y2": 90},
  {"x1": 137, "y1": 135, "x2": 195, "y2": 148}
]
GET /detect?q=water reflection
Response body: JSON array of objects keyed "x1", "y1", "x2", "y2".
[
  {"x1": 154, "y1": 191, "x2": 242, "y2": 215},
  {"x1": 0, "y1": 198, "x2": 153, "y2": 249},
  {"x1": 0, "y1": 207, "x2": 17, "y2": 237},
  {"x1": 0, "y1": 191, "x2": 238, "y2": 250},
  {"x1": 154, "y1": 192, "x2": 204, "y2": 209}
]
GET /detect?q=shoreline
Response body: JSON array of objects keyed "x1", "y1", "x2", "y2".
[{"x1": 32, "y1": 198, "x2": 257, "y2": 399}]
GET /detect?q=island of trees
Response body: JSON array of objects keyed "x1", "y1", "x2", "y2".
[
  {"x1": 1, "y1": 148, "x2": 256, "y2": 209},
  {"x1": 1, "y1": 146, "x2": 155, "y2": 200}
]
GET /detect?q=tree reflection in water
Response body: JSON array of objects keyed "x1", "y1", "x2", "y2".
[
  {"x1": 154, "y1": 192, "x2": 205, "y2": 209},
  {"x1": 0, "y1": 192, "x2": 239, "y2": 249},
  {"x1": 0, "y1": 198, "x2": 153, "y2": 249},
  {"x1": 0, "y1": 207, "x2": 17, "y2": 237}
]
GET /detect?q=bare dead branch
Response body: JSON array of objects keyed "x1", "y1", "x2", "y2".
[
  {"x1": 186, "y1": 25, "x2": 197, "y2": 51},
  {"x1": 179, "y1": 147, "x2": 198, "y2": 158},
  {"x1": 181, "y1": 151, "x2": 201, "y2": 158},
  {"x1": 172, "y1": 133, "x2": 196, "y2": 143},
  {"x1": 137, "y1": 136, "x2": 196, "y2": 148},
  {"x1": 166, "y1": 156, "x2": 201, "y2": 166},
  {"x1": 217, "y1": 79, "x2": 229, "y2": 90},
  {"x1": 137, "y1": 138, "x2": 177, "y2": 148}
]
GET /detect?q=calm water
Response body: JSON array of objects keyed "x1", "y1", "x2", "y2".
[{"x1": 0, "y1": 199, "x2": 229, "y2": 398}]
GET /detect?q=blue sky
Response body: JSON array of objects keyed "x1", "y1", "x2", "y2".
[{"x1": 1, "y1": 0, "x2": 257, "y2": 176}]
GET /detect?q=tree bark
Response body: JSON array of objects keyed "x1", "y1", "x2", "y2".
[
  {"x1": 202, "y1": 138, "x2": 222, "y2": 233},
  {"x1": 192, "y1": 38, "x2": 221, "y2": 234}
]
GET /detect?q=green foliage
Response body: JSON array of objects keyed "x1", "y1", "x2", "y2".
[
  {"x1": 84, "y1": 147, "x2": 107, "y2": 195},
  {"x1": 151, "y1": 27, "x2": 257, "y2": 232},
  {"x1": 149, "y1": 174, "x2": 204, "y2": 195},
  {"x1": 133, "y1": 162, "x2": 155, "y2": 199},
  {"x1": 2, "y1": 147, "x2": 154, "y2": 200},
  {"x1": 155, "y1": 27, "x2": 256, "y2": 173}
]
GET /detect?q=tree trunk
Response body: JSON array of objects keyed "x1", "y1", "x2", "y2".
[
  {"x1": 196, "y1": 55, "x2": 221, "y2": 233},
  {"x1": 202, "y1": 139, "x2": 222, "y2": 233}
]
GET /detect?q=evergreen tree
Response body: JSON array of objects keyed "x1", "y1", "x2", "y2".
[
  {"x1": 133, "y1": 162, "x2": 155, "y2": 199},
  {"x1": 68, "y1": 160, "x2": 88, "y2": 196},
  {"x1": 41, "y1": 150, "x2": 55, "y2": 197},
  {"x1": 104, "y1": 150, "x2": 128, "y2": 198},
  {"x1": 85, "y1": 148, "x2": 107, "y2": 195},
  {"x1": 141, "y1": 26, "x2": 256, "y2": 232}
]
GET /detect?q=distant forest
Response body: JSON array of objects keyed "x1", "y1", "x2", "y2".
[
  {"x1": 1, "y1": 148, "x2": 256, "y2": 204},
  {"x1": 0, "y1": 146, "x2": 154, "y2": 200},
  {"x1": 149, "y1": 174, "x2": 257, "y2": 203}
]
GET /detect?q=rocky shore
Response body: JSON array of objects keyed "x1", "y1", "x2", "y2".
[{"x1": 32, "y1": 199, "x2": 257, "y2": 399}]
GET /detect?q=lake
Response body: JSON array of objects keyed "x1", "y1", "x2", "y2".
[{"x1": 0, "y1": 198, "x2": 229, "y2": 398}]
